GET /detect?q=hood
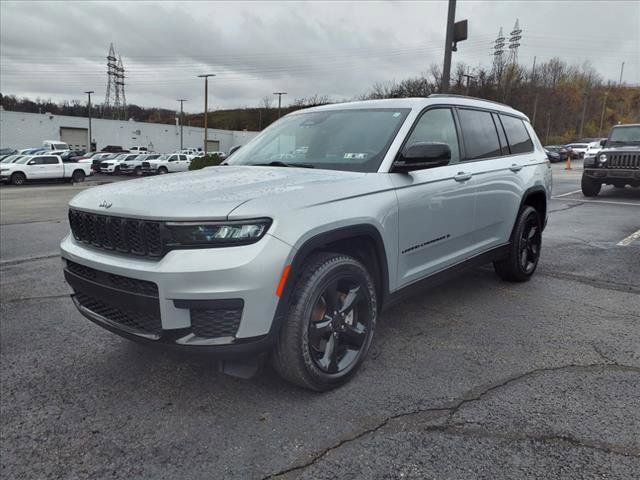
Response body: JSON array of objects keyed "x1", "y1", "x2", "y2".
[
  {"x1": 68, "y1": 165, "x2": 370, "y2": 220},
  {"x1": 601, "y1": 145, "x2": 640, "y2": 152}
]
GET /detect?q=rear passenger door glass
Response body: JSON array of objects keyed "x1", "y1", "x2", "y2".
[
  {"x1": 500, "y1": 115, "x2": 534, "y2": 154},
  {"x1": 404, "y1": 108, "x2": 460, "y2": 164},
  {"x1": 458, "y1": 109, "x2": 501, "y2": 160}
]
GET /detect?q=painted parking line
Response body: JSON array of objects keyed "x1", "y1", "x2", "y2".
[
  {"x1": 552, "y1": 189, "x2": 583, "y2": 198},
  {"x1": 617, "y1": 229, "x2": 640, "y2": 246},
  {"x1": 551, "y1": 196, "x2": 640, "y2": 207}
]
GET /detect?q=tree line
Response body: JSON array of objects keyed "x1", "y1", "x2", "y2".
[{"x1": 1, "y1": 58, "x2": 638, "y2": 144}]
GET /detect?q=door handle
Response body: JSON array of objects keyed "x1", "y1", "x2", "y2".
[
  {"x1": 454, "y1": 172, "x2": 472, "y2": 182},
  {"x1": 509, "y1": 164, "x2": 523, "y2": 172}
]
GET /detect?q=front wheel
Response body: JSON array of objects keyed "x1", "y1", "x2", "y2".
[
  {"x1": 581, "y1": 175, "x2": 601, "y2": 197},
  {"x1": 272, "y1": 253, "x2": 377, "y2": 391},
  {"x1": 157, "y1": 166, "x2": 168, "y2": 174},
  {"x1": 494, "y1": 206, "x2": 542, "y2": 282},
  {"x1": 11, "y1": 172, "x2": 26, "y2": 186},
  {"x1": 134, "y1": 166, "x2": 142, "y2": 176}
]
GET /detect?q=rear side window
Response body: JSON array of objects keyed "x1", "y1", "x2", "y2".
[
  {"x1": 500, "y1": 115, "x2": 534, "y2": 154},
  {"x1": 41, "y1": 156, "x2": 58, "y2": 164},
  {"x1": 458, "y1": 109, "x2": 501, "y2": 160}
]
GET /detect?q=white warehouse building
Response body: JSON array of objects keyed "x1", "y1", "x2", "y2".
[{"x1": 0, "y1": 109, "x2": 259, "y2": 153}]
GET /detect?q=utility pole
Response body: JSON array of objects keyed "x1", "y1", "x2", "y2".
[
  {"x1": 619, "y1": 61, "x2": 625, "y2": 85},
  {"x1": 84, "y1": 91, "x2": 94, "y2": 152},
  {"x1": 578, "y1": 91, "x2": 588, "y2": 139},
  {"x1": 273, "y1": 92, "x2": 287, "y2": 118},
  {"x1": 462, "y1": 69, "x2": 475, "y2": 95},
  {"x1": 531, "y1": 56, "x2": 538, "y2": 128},
  {"x1": 197, "y1": 74, "x2": 215, "y2": 156},
  {"x1": 441, "y1": 0, "x2": 456, "y2": 92},
  {"x1": 177, "y1": 99, "x2": 187, "y2": 150},
  {"x1": 545, "y1": 111, "x2": 551, "y2": 145},
  {"x1": 598, "y1": 91, "x2": 609, "y2": 137}
]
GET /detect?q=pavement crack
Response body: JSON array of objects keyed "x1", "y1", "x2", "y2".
[
  {"x1": 537, "y1": 270, "x2": 640, "y2": 294},
  {"x1": 591, "y1": 343, "x2": 618, "y2": 364},
  {"x1": 0, "y1": 253, "x2": 60, "y2": 267},
  {"x1": 264, "y1": 363, "x2": 640, "y2": 478}
]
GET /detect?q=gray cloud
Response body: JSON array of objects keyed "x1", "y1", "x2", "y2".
[{"x1": 1, "y1": 1, "x2": 638, "y2": 112}]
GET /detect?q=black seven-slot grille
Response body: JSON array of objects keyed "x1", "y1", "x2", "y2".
[
  {"x1": 66, "y1": 260, "x2": 159, "y2": 297},
  {"x1": 607, "y1": 152, "x2": 639, "y2": 169},
  {"x1": 69, "y1": 209, "x2": 163, "y2": 257}
]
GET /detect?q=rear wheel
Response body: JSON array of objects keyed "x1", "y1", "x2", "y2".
[
  {"x1": 134, "y1": 166, "x2": 142, "y2": 176},
  {"x1": 71, "y1": 170, "x2": 85, "y2": 183},
  {"x1": 581, "y1": 175, "x2": 601, "y2": 197},
  {"x1": 10, "y1": 172, "x2": 26, "y2": 186},
  {"x1": 494, "y1": 206, "x2": 542, "y2": 282},
  {"x1": 158, "y1": 166, "x2": 168, "y2": 174},
  {"x1": 114, "y1": 165, "x2": 120, "y2": 174},
  {"x1": 272, "y1": 253, "x2": 377, "y2": 391}
]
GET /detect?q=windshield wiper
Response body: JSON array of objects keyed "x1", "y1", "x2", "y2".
[{"x1": 249, "y1": 161, "x2": 315, "y2": 168}]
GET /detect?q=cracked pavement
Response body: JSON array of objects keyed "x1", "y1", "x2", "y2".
[{"x1": 1, "y1": 164, "x2": 639, "y2": 479}]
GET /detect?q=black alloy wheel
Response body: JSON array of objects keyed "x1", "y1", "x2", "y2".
[
  {"x1": 308, "y1": 277, "x2": 369, "y2": 374},
  {"x1": 11, "y1": 172, "x2": 26, "y2": 186},
  {"x1": 519, "y1": 214, "x2": 541, "y2": 275}
]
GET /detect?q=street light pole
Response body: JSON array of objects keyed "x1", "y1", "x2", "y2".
[
  {"x1": 177, "y1": 99, "x2": 187, "y2": 150},
  {"x1": 598, "y1": 91, "x2": 609, "y2": 137},
  {"x1": 197, "y1": 74, "x2": 215, "y2": 156},
  {"x1": 84, "y1": 90, "x2": 94, "y2": 152},
  {"x1": 441, "y1": 0, "x2": 457, "y2": 92},
  {"x1": 273, "y1": 92, "x2": 287, "y2": 118}
]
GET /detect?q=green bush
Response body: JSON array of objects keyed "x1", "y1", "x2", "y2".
[{"x1": 189, "y1": 153, "x2": 222, "y2": 170}]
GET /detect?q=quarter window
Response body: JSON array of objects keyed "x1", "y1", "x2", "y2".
[
  {"x1": 458, "y1": 109, "x2": 501, "y2": 160},
  {"x1": 404, "y1": 108, "x2": 460, "y2": 163},
  {"x1": 500, "y1": 115, "x2": 534, "y2": 154}
]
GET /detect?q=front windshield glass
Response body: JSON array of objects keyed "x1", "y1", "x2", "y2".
[
  {"x1": 156, "y1": 154, "x2": 169, "y2": 161},
  {"x1": 609, "y1": 126, "x2": 640, "y2": 143},
  {"x1": 226, "y1": 108, "x2": 410, "y2": 172},
  {"x1": 1, "y1": 155, "x2": 21, "y2": 163},
  {"x1": 15, "y1": 156, "x2": 33, "y2": 164}
]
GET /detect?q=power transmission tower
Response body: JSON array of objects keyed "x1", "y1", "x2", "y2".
[
  {"x1": 507, "y1": 19, "x2": 522, "y2": 65},
  {"x1": 116, "y1": 55, "x2": 126, "y2": 120},
  {"x1": 103, "y1": 43, "x2": 118, "y2": 118},
  {"x1": 492, "y1": 27, "x2": 506, "y2": 80}
]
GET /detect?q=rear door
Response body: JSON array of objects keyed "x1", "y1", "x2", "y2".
[
  {"x1": 458, "y1": 109, "x2": 529, "y2": 249},
  {"x1": 391, "y1": 107, "x2": 479, "y2": 287},
  {"x1": 178, "y1": 154, "x2": 190, "y2": 171}
]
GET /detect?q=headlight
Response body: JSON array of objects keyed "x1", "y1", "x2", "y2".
[
  {"x1": 598, "y1": 154, "x2": 607, "y2": 163},
  {"x1": 165, "y1": 218, "x2": 272, "y2": 247}
]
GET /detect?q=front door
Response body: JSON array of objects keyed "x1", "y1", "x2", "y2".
[{"x1": 391, "y1": 107, "x2": 478, "y2": 288}]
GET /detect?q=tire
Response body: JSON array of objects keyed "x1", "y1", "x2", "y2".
[
  {"x1": 114, "y1": 166, "x2": 120, "y2": 174},
  {"x1": 581, "y1": 175, "x2": 601, "y2": 197},
  {"x1": 158, "y1": 166, "x2": 168, "y2": 174},
  {"x1": 493, "y1": 206, "x2": 542, "y2": 282},
  {"x1": 272, "y1": 252, "x2": 377, "y2": 391},
  {"x1": 10, "y1": 172, "x2": 26, "y2": 186},
  {"x1": 72, "y1": 170, "x2": 85, "y2": 183},
  {"x1": 134, "y1": 166, "x2": 142, "y2": 176}
]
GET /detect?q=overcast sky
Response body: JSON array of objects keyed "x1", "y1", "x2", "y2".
[{"x1": 1, "y1": 1, "x2": 638, "y2": 113}]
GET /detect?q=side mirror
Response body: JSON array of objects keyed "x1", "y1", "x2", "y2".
[
  {"x1": 393, "y1": 142, "x2": 451, "y2": 173},
  {"x1": 28, "y1": 160, "x2": 37, "y2": 165},
  {"x1": 599, "y1": 139, "x2": 606, "y2": 147}
]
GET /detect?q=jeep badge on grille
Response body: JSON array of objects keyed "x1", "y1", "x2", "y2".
[{"x1": 99, "y1": 201, "x2": 112, "y2": 209}]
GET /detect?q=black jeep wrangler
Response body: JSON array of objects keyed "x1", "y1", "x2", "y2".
[{"x1": 581, "y1": 124, "x2": 640, "y2": 196}]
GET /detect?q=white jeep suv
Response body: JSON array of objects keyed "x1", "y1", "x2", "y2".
[{"x1": 61, "y1": 96, "x2": 551, "y2": 390}]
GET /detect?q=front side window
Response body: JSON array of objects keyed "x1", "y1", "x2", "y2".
[
  {"x1": 226, "y1": 108, "x2": 410, "y2": 172},
  {"x1": 403, "y1": 108, "x2": 460, "y2": 163},
  {"x1": 458, "y1": 109, "x2": 502, "y2": 160},
  {"x1": 500, "y1": 115, "x2": 534, "y2": 154},
  {"x1": 42, "y1": 156, "x2": 58, "y2": 165}
]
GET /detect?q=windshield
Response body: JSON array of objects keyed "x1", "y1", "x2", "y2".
[
  {"x1": 226, "y1": 108, "x2": 410, "y2": 172},
  {"x1": 1, "y1": 155, "x2": 22, "y2": 163},
  {"x1": 609, "y1": 126, "x2": 640, "y2": 143},
  {"x1": 15, "y1": 156, "x2": 33, "y2": 164},
  {"x1": 156, "y1": 154, "x2": 169, "y2": 161}
]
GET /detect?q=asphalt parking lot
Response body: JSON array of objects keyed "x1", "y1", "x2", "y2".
[{"x1": 1, "y1": 163, "x2": 639, "y2": 479}]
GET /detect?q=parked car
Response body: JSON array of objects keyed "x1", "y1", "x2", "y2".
[
  {"x1": 119, "y1": 154, "x2": 162, "y2": 175},
  {"x1": 564, "y1": 143, "x2": 588, "y2": 158},
  {"x1": 99, "y1": 153, "x2": 140, "y2": 174},
  {"x1": 582, "y1": 123, "x2": 640, "y2": 196},
  {"x1": 140, "y1": 153, "x2": 190, "y2": 174},
  {"x1": 18, "y1": 147, "x2": 47, "y2": 155},
  {"x1": 582, "y1": 141, "x2": 603, "y2": 163},
  {"x1": 543, "y1": 145, "x2": 570, "y2": 162},
  {"x1": 34, "y1": 149, "x2": 70, "y2": 157},
  {"x1": 89, "y1": 153, "x2": 117, "y2": 172},
  {"x1": 0, "y1": 148, "x2": 17, "y2": 156},
  {"x1": 1, "y1": 154, "x2": 91, "y2": 185},
  {"x1": 61, "y1": 95, "x2": 551, "y2": 390},
  {"x1": 100, "y1": 145, "x2": 128, "y2": 153},
  {"x1": 42, "y1": 140, "x2": 69, "y2": 150},
  {"x1": 0, "y1": 155, "x2": 24, "y2": 164},
  {"x1": 129, "y1": 146, "x2": 150, "y2": 154}
]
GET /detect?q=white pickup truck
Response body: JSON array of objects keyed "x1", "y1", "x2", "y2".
[
  {"x1": 0, "y1": 155, "x2": 92, "y2": 185},
  {"x1": 141, "y1": 153, "x2": 191, "y2": 174}
]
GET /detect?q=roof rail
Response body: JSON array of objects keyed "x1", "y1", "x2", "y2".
[{"x1": 428, "y1": 93, "x2": 512, "y2": 108}]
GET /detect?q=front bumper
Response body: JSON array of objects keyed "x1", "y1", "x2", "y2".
[
  {"x1": 583, "y1": 168, "x2": 640, "y2": 182},
  {"x1": 61, "y1": 233, "x2": 294, "y2": 354}
]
